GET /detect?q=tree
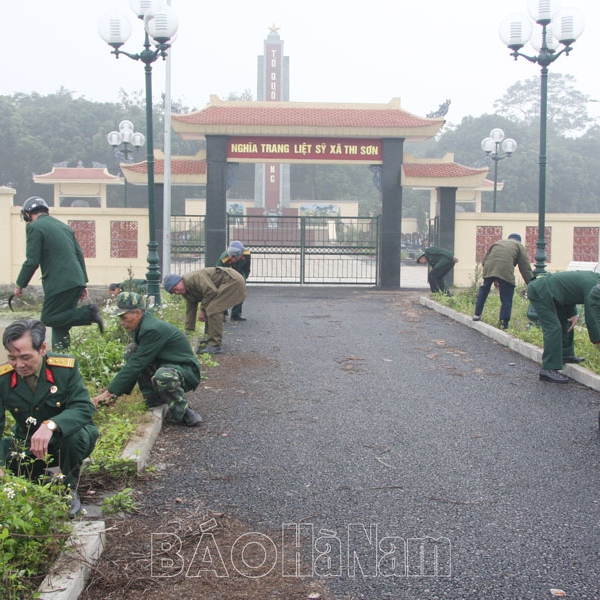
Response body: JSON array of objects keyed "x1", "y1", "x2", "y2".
[{"x1": 493, "y1": 73, "x2": 596, "y2": 136}]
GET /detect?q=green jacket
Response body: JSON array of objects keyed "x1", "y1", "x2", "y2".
[
  {"x1": 16, "y1": 213, "x2": 88, "y2": 295},
  {"x1": 424, "y1": 247, "x2": 454, "y2": 271},
  {"x1": 481, "y1": 239, "x2": 533, "y2": 286},
  {"x1": 181, "y1": 268, "x2": 248, "y2": 331},
  {"x1": 108, "y1": 311, "x2": 201, "y2": 397},
  {"x1": 0, "y1": 353, "x2": 98, "y2": 464},
  {"x1": 216, "y1": 250, "x2": 251, "y2": 279},
  {"x1": 527, "y1": 271, "x2": 600, "y2": 343}
]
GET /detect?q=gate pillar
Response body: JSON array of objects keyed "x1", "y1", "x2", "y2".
[
  {"x1": 438, "y1": 186, "x2": 457, "y2": 285},
  {"x1": 380, "y1": 138, "x2": 404, "y2": 288},
  {"x1": 206, "y1": 135, "x2": 229, "y2": 267}
]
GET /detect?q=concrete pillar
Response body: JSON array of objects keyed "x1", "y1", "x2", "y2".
[
  {"x1": 379, "y1": 138, "x2": 404, "y2": 288},
  {"x1": 205, "y1": 136, "x2": 228, "y2": 268},
  {"x1": 0, "y1": 187, "x2": 16, "y2": 287}
]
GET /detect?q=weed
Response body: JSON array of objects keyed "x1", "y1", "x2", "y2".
[{"x1": 101, "y1": 488, "x2": 138, "y2": 515}]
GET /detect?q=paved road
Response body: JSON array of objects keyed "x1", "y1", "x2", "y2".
[{"x1": 147, "y1": 286, "x2": 600, "y2": 599}]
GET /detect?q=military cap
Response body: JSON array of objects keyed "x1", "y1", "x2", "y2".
[
  {"x1": 416, "y1": 251, "x2": 426, "y2": 263},
  {"x1": 110, "y1": 292, "x2": 145, "y2": 316}
]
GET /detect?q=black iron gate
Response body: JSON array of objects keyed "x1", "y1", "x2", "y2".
[{"x1": 170, "y1": 214, "x2": 380, "y2": 285}]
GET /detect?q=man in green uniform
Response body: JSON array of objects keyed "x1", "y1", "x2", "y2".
[
  {"x1": 473, "y1": 233, "x2": 533, "y2": 329},
  {"x1": 14, "y1": 196, "x2": 104, "y2": 350},
  {"x1": 163, "y1": 267, "x2": 247, "y2": 355},
  {"x1": 108, "y1": 279, "x2": 148, "y2": 297},
  {"x1": 416, "y1": 246, "x2": 459, "y2": 295},
  {"x1": 93, "y1": 293, "x2": 203, "y2": 427},
  {"x1": 0, "y1": 319, "x2": 99, "y2": 518},
  {"x1": 216, "y1": 240, "x2": 251, "y2": 321},
  {"x1": 527, "y1": 271, "x2": 600, "y2": 383}
]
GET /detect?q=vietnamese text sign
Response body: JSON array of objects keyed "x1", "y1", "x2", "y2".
[{"x1": 227, "y1": 137, "x2": 383, "y2": 162}]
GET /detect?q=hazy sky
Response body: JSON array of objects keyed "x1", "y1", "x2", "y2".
[{"x1": 2, "y1": 0, "x2": 599, "y2": 125}]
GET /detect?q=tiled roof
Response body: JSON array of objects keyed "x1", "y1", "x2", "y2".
[
  {"x1": 34, "y1": 167, "x2": 121, "y2": 182},
  {"x1": 171, "y1": 97, "x2": 443, "y2": 140},
  {"x1": 175, "y1": 105, "x2": 435, "y2": 129},
  {"x1": 403, "y1": 163, "x2": 488, "y2": 178}
]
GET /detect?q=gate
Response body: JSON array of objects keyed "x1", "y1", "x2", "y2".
[{"x1": 170, "y1": 214, "x2": 380, "y2": 285}]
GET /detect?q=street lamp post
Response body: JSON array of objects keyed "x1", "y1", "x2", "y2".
[
  {"x1": 107, "y1": 120, "x2": 146, "y2": 208},
  {"x1": 99, "y1": 0, "x2": 179, "y2": 306},
  {"x1": 499, "y1": 0, "x2": 585, "y2": 276},
  {"x1": 481, "y1": 128, "x2": 517, "y2": 213}
]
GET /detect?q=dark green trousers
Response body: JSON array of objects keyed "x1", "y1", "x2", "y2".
[
  {"x1": 40, "y1": 287, "x2": 93, "y2": 350},
  {"x1": 528, "y1": 284, "x2": 575, "y2": 370},
  {"x1": 3, "y1": 423, "x2": 99, "y2": 490}
]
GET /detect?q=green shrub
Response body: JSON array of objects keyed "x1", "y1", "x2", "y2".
[{"x1": 0, "y1": 437, "x2": 72, "y2": 599}]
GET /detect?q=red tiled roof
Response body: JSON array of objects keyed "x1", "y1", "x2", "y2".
[
  {"x1": 403, "y1": 163, "x2": 488, "y2": 178},
  {"x1": 123, "y1": 158, "x2": 207, "y2": 175},
  {"x1": 174, "y1": 105, "x2": 436, "y2": 129},
  {"x1": 34, "y1": 167, "x2": 121, "y2": 181}
]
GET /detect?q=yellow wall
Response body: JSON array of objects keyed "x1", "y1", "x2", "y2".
[
  {"x1": 3, "y1": 186, "x2": 598, "y2": 289},
  {"x1": 453, "y1": 212, "x2": 600, "y2": 286},
  {"x1": 1, "y1": 189, "x2": 149, "y2": 287}
]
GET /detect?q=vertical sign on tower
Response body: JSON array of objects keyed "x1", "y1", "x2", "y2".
[{"x1": 256, "y1": 24, "x2": 290, "y2": 212}]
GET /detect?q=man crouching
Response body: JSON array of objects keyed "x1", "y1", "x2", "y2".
[
  {"x1": 0, "y1": 319, "x2": 99, "y2": 518},
  {"x1": 93, "y1": 292, "x2": 202, "y2": 427}
]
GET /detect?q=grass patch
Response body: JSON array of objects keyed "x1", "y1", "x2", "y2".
[{"x1": 435, "y1": 282, "x2": 600, "y2": 375}]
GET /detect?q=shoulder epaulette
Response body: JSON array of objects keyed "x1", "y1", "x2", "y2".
[
  {"x1": 243, "y1": 250, "x2": 251, "y2": 256},
  {"x1": 46, "y1": 356, "x2": 76, "y2": 368},
  {"x1": 0, "y1": 363, "x2": 15, "y2": 376}
]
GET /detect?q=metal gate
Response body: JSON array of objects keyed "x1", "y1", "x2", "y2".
[{"x1": 170, "y1": 214, "x2": 380, "y2": 285}]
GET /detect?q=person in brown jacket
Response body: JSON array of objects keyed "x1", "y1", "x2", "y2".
[
  {"x1": 163, "y1": 268, "x2": 247, "y2": 354},
  {"x1": 473, "y1": 233, "x2": 533, "y2": 329}
]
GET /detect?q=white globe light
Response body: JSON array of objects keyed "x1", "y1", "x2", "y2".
[
  {"x1": 530, "y1": 26, "x2": 560, "y2": 52},
  {"x1": 98, "y1": 13, "x2": 132, "y2": 47},
  {"x1": 527, "y1": 0, "x2": 562, "y2": 24},
  {"x1": 499, "y1": 13, "x2": 533, "y2": 50},
  {"x1": 107, "y1": 130, "x2": 122, "y2": 146},
  {"x1": 129, "y1": 0, "x2": 165, "y2": 19},
  {"x1": 502, "y1": 139, "x2": 517, "y2": 155},
  {"x1": 144, "y1": 4, "x2": 179, "y2": 44},
  {"x1": 551, "y1": 7, "x2": 585, "y2": 45},
  {"x1": 131, "y1": 132, "x2": 146, "y2": 148},
  {"x1": 481, "y1": 137, "x2": 495, "y2": 153},
  {"x1": 490, "y1": 128, "x2": 505, "y2": 143}
]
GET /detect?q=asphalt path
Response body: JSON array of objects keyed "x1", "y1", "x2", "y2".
[{"x1": 149, "y1": 286, "x2": 600, "y2": 599}]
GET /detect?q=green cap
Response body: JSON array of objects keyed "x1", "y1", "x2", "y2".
[
  {"x1": 416, "y1": 251, "x2": 426, "y2": 263},
  {"x1": 109, "y1": 292, "x2": 145, "y2": 316}
]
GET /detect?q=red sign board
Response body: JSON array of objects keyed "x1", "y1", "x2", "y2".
[{"x1": 227, "y1": 137, "x2": 383, "y2": 163}]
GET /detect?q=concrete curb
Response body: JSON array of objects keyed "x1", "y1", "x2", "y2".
[
  {"x1": 35, "y1": 405, "x2": 167, "y2": 598},
  {"x1": 419, "y1": 295, "x2": 600, "y2": 392},
  {"x1": 121, "y1": 404, "x2": 168, "y2": 472},
  {"x1": 37, "y1": 521, "x2": 106, "y2": 600}
]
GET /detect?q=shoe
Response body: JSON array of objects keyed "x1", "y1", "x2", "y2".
[
  {"x1": 231, "y1": 316, "x2": 246, "y2": 322},
  {"x1": 202, "y1": 345, "x2": 223, "y2": 355},
  {"x1": 89, "y1": 304, "x2": 105, "y2": 334},
  {"x1": 194, "y1": 342, "x2": 208, "y2": 354},
  {"x1": 183, "y1": 408, "x2": 203, "y2": 427},
  {"x1": 68, "y1": 490, "x2": 82, "y2": 519},
  {"x1": 473, "y1": 315, "x2": 481, "y2": 322},
  {"x1": 563, "y1": 356, "x2": 586, "y2": 364},
  {"x1": 498, "y1": 320, "x2": 509, "y2": 330},
  {"x1": 539, "y1": 369, "x2": 569, "y2": 383}
]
